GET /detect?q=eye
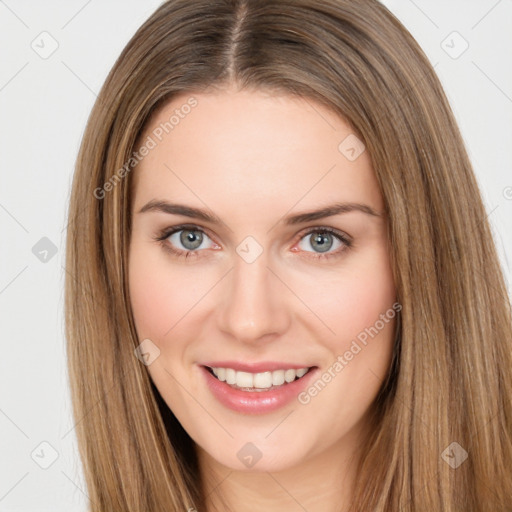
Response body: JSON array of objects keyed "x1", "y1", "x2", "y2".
[
  {"x1": 168, "y1": 228, "x2": 214, "y2": 251},
  {"x1": 154, "y1": 224, "x2": 352, "y2": 261},
  {"x1": 294, "y1": 227, "x2": 352, "y2": 260},
  {"x1": 154, "y1": 224, "x2": 219, "y2": 259}
]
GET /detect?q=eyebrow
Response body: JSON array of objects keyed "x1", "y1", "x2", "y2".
[{"x1": 137, "y1": 199, "x2": 381, "y2": 225}]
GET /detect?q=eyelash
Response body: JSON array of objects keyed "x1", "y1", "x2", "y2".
[{"x1": 153, "y1": 224, "x2": 352, "y2": 261}]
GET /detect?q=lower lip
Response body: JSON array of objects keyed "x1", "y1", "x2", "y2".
[{"x1": 200, "y1": 365, "x2": 318, "y2": 414}]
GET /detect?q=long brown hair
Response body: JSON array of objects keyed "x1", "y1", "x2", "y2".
[{"x1": 64, "y1": 0, "x2": 512, "y2": 510}]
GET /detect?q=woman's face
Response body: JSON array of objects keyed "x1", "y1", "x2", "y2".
[{"x1": 128, "y1": 87, "x2": 397, "y2": 473}]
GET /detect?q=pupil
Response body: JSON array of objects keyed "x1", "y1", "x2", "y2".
[
  {"x1": 311, "y1": 232, "x2": 332, "y2": 253},
  {"x1": 180, "y1": 229, "x2": 203, "y2": 250}
]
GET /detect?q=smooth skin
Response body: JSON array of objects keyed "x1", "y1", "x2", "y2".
[{"x1": 128, "y1": 86, "x2": 397, "y2": 512}]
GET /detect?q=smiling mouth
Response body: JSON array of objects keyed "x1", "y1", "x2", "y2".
[{"x1": 204, "y1": 365, "x2": 315, "y2": 392}]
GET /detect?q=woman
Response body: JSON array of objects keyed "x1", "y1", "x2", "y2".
[{"x1": 65, "y1": 0, "x2": 512, "y2": 510}]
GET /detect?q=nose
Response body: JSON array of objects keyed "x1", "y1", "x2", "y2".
[{"x1": 216, "y1": 249, "x2": 291, "y2": 344}]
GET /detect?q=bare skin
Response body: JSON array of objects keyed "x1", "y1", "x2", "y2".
[{"x1": 128, "y1": 85, "x2": 397, "y2": 512}]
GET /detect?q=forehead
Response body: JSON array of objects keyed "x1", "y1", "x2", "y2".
[{"x1": 132, "y1": 89, "x2": 383, "y2": 213}]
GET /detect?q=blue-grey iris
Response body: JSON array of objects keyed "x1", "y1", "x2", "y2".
[
  {"x1": 180, "y1": 229, "x2": 203, "y2": 250},
  {"x1": 310, "y1": 232, "x2": 333, "y2": 253}
]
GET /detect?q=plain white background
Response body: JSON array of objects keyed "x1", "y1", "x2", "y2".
[{"x1": 0, "y1": 1, "x2": 511, "y2": 510}]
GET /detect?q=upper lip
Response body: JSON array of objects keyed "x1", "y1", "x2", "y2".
[{"x1": 201, "y1": 361, "x2": 315, "y2": 373}]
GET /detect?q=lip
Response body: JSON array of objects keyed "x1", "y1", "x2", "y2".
[
  {"x1": 200, "y1": 360, "x2": 313, "y2": 373},
  {"x1": 200, "y1": 364, "x2": 319, "y2": 414}
]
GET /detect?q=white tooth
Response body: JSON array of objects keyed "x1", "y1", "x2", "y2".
[
  {"x1": 272, "y1": 370, "x2": 285, "y2": 386},
  {"x1": 218, "y1": 367, "x2": 310, "y2": 389},
  {"x1": 284, "y1": 369, "x2": 296, "y2": 383},
  {"x1": 226, "y1": 368, "x2": 236, "y2": 385},
  {"x1": 253, "y1": 371, "x2": 273, "y2": 388},
  {"x1": 296, "y1": 368, "x2": 308, "y2": 378},
  {"x1": 236, "y1": 371, "x2": 254, "y2": 388}
]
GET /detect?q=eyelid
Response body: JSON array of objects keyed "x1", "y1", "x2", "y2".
[
  {"x1": 156, "y1": 223, "x2": 218, "y2": 243},
  {"x1": 296, "y1": 225, "x2": 351, "y2": 243}
]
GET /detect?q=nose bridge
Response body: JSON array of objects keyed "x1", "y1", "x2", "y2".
[{"x1": 217, "y1": 245, "x2": 290, "y2": 342}]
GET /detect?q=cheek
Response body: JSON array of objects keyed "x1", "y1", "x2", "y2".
[
  {"x1": 293, "y1": 249, "x2": 396, "y2": 347},
  {"x1": 128, "y1": 243, "x2": 191, "y2": 341},
  {"x1": 297, "y1": 257, "x2": 397, "y2": 422},
  {"x1": 339, "y1": 268, "x2": 396, "y2": 341},
  {"x1": 329, "y1": 250, "x2": 397, "y2": 392}
]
